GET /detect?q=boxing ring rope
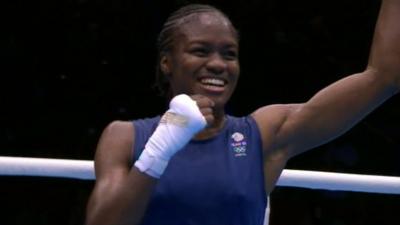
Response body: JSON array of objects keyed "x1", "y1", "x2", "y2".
[
  {"x1": 0, "y1": 156, "x2": 94, "y2": 180},
  {"x1": 1, "y1": 156, "x2": 400, "y2": 194}
]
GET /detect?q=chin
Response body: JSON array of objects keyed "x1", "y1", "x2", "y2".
[{"x1": 211, "y1": 96, "x2": 230, "y2": 108}]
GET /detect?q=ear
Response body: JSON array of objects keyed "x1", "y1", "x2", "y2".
[{"x1": 160, "y1": 54, "x2": 171, "y2": 75}]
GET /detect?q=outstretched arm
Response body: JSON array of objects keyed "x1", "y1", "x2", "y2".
[{"x1": 253, "y1": 0, "x2": 400, "y2": 159}]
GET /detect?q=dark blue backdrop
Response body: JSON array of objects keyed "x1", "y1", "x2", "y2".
[{"x1": 2, "y1": 0, "x2": 400, "y2": 224}]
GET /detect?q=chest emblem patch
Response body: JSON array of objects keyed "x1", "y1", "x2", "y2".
[{"x1": 231, "y1": 132, "x2": 247, "y2": 157}]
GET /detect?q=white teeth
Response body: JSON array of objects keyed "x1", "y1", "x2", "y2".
[{"x1": 200, "y1": 78, "x2": 225, "y2": 86}]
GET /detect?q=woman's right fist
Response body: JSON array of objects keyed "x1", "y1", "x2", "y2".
[{"x1": 189, "y1": 94, "x2": 215, "y2": 127}]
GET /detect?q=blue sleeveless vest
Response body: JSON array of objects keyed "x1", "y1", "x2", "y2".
[{"x1": 133, "y1": 115, "x2": 267, "y2": 225}]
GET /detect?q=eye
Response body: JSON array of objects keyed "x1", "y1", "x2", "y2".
[
  {"x1": 223, "y1": 49, "x2": 238, "y2": 60},
  {"x1": 190, "y1": 47, "x2": 210, "y2": 57}
]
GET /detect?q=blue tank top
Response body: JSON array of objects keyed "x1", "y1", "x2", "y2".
[{"x1": 133, "y1": 115, "x2": 267, "y2": 225}]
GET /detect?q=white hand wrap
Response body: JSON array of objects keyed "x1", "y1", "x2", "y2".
[{"x1": 134, "y1": 94, "x2": 207, "y2": 178}]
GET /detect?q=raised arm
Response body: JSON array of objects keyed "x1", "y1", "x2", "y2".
[
  {"x1": 253, "y1": 0, "x2": 400, "y2": 159},
  {"x1": 85, "y1": 121, "x2": 157, "y2": 225},
  {"x1": 85, "y1": 95, "x2": 214, "y2": 225},
  {"x1": 368, "y1": 0, "x2": 400, "y2": 80}
]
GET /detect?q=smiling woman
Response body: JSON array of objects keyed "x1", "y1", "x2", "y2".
[
  {"x1": 85, "y1": 2, "x2": 400, "y2": 225},
  {"x1": 155, "y1": 5, "x2": 240, "y2": 107},
  {"x1": 160, "y1": 11, "x2": 240, "y2": 118}
]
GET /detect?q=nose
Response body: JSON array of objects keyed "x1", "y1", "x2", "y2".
[{"x1": 206, "y1": 53, "x2": 227, "y2": 74}]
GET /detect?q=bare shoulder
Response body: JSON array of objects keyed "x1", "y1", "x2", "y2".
[
  {"x1": 251, "y1": 104, "x2": 301, "y2": 155},
  {"x1": 98, "y1": 120, "x2": 134, "y2": 151},
  {"x1": 94, "y1": 120, "x2": 135, "y2": 181}
]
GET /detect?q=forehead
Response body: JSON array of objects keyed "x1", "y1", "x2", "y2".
[{"x1": 175, "y1": 12, "x2": 238, "y2": 46}]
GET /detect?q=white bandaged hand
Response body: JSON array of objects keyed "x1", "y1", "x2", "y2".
[{"x1": 134, "y1": 94, "x2": 207, "y2": 178}]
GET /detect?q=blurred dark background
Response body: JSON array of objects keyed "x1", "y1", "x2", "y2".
[{"x1": 2, "y1": 0, "x2": 400, "y2": 224}]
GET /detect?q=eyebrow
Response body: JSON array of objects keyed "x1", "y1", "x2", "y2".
[{"x1": 188, "y1": 40, "x2": 238, "y2": 49}]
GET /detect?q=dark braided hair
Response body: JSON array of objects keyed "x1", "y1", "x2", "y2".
[{"x1": 154, "y1": 4, "x2": 239, "y2": 98}]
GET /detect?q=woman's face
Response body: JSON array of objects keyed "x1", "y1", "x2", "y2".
[{"x1": 161, "y1": 12, "x2": 240, "y2": 110}]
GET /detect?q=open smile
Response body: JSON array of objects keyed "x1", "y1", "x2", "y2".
[{"x1": 198, "y1": 77, "x2": 227, "y2": 93}]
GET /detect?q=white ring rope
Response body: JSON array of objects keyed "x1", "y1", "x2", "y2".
[
  {"x1": 1, "y1": 156, "x2": 399, "y2": 194},
  {"x1": 277, "y1": 169, "x2": 400, "y2": 194},
  {"x1": 0, "y1": 156, "x2": 94, "y2": 180}
]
